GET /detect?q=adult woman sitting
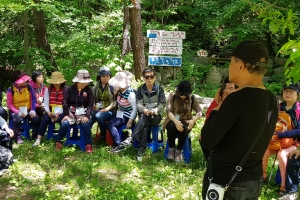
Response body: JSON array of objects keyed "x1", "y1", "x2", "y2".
[
  {"x1": 7, "y1": 70, "x2": 40, "y2": 143},
  {"x1": 29, "y1": 71, "x2": 46, "y2": 118},
  {"x1": 106, "y1": 71, "x2": 137, "y2": 153},
  {"x1": 90, "y1": 66, "x2": 116, "y2": 140},
  {"x1": 55, "y1": 70, "x2": 94, "y2": 153},
  {"x1": 163, "y1": 80, "x2": 201, "y2": 162},
  {"x1": 262, "y1": 83, "x2": 300, "y2": 196},
  {"x1": 32, "y1": 71, "x2": 66, "y2": 146}
]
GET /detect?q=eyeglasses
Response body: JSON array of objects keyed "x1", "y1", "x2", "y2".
[
  {"x1": 144, "y1": 75, "x2": 155, "y2": 80},
  {"x1": 283, "y1": 90, "x2": 296, "y2": 94}
]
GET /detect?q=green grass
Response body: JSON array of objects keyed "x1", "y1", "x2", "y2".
[{"x1": 0, "y1": 119, "x2": 287, "y2": 199}]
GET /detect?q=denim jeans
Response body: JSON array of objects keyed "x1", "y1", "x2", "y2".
[
  {"x1": 285, "y1": 154, "x2": 300, "y2": 193},
  {"x1": 9, "y1": 110, "x2": 41, "y2": 139},
  {"x1": 90, "y1": 110, "x2": 115, "y2": 133},
  {"x1": 56, "y1": 120, "x2": 92, "y2": 145},
  {"x1": 132, "y1": 114, "x2": 161, "y2": 148},
  {"x1": 202, "y1": 171, "x2": 264, "y2": 200},
  {"x1": 106, "y1": 117, "x2": 128, "y2": 146},
  {"x1": 37, "y1": 113, "x2": 64, "y2": 136}
]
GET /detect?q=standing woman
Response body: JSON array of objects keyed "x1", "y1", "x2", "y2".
[
  {"x1": 90, "y1": 66, "x2": 116, "y2": 140},
  {"x1": 106, "y1": 71, "x2": 137, "y2": 153},
  {"x1": 29, "y1": 71, "x2": 47, "y2": 118},
  {"x1": 163, "y1": 80, "x2": 201, "y2": 162},
  {"x1": 55, "y1": 70, "x2": 94, "y2": 153},
  {"x1": 32, "y1": 72, "x2": 66, "y2": 146},
  {"x1": 7, "y1": 70, "x2": 40, "y2": 143}
]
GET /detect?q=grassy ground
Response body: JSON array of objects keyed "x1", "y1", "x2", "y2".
[{"x1": 0, "y1": 119, "x2": 285, "y2": 200}]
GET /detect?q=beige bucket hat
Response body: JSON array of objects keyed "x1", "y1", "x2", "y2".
[{"x1": 47, "y1": 71, "x2": 66, "y2": 84}]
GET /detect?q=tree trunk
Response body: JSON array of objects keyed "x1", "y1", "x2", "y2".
[
  {"x1": 129, "y1": 0, "x2": 146, "y2": 79},
  {"x1": 33, "y1": 0, "x2": 57, "y2": 72},
  {"x1": 121, "y1": 5, "x2": 131, "y2": 60},
  {"x1": 22, "y1": 10, "x2": 30, "y2": 74},
  {"x1": 151, "y1": 0, "x2": 157, "y2": 22}
]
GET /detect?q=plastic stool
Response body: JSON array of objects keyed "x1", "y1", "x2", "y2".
[
  {"x1": 147, "y1": 125, "x2": 164, "y2": 153},
  {"x1": 65, "y1": 124, "x2": 85, "y2": 151},
  {"x1": 9, "y1": 118, "x2": 32, "y2": 140},
  {"x1": 164, "y1": 134, "x2": 192, "y2": 163},
  {"x1": 47, "y1": 122, "x2": 59, "y2": 140}
]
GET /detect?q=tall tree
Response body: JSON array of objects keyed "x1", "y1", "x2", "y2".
[
  {"x1": 121, "y1": 5, "x2": 131, "y2": 59},
  {"x1": 129, "y1": 0, "x2": 146, "y2": 79},
  {"x1": 22, "y1": 10, "x2": 30, "y2": 74},
  {"x1": 33, "y1": 0, "x2": 57, "y2": 72}
]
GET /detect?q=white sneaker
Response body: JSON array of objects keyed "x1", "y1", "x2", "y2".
[
  {"x1": 278, "y1": 192, "x2": 299, "y2": 200},
  {"x1": 32, "y1": 139, "x2": 41, "y2": 147}
]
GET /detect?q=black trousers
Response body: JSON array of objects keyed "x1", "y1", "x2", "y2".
[
  {"x1": 166, "y1": 120, "x2": 189, "y2": 150},
  {"x1": 132, "y1": 114, "x2": 161, "y2": 148}
]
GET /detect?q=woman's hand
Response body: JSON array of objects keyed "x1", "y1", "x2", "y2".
[
  {"x1": 188, "y1": 120, "x2": 195, "y2": 131},
  {"x1": 29, "y1": 113, "x2": 35, "y2": 118},
  {"x1": 5, "y1": 127, "x2": 14, "y2": 138},
  {"x1": 93, "y1": 105, "x2": 98, "y2": 111},
  {"x1": 287, "y1": 149, "x2": 300, "y2": 159},
  {"x1": 81, "y1": 116, "x2": 89, "y2": 123},
  {"x1": 126, "y1": 119, "x2": 133, "y2": 129},
  {"x1": 174, "y1": 120, "x2": 184, "y2": 132},
  {"x1": 52, "y1": 114, "x2": 59, "y2": 122},
  {"x1": 62, "y1": 116, "x2": 69, "y2": 122}
]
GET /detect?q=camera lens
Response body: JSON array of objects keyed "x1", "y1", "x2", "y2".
[{"x1": 207, "y1": 189, "x2": 219, "y2": 200}]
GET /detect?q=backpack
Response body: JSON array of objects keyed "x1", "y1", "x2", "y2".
[
  {"x1": 268, "y1": 111, "x2": 294, "y2": 150},
  {"x1": 0, "y1": 145, "x2": 14, "y2": 170}
]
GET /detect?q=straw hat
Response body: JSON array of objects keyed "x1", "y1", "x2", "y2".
[
  {"x1": 108, "y1": 71, "x2": 134, "y2": 88},
  {"x1": 72, "y1": 70, "x2": 93, "y2": 83},
  {"x1": 47, "y1": 71, "x2": 66, "y2": 84}
]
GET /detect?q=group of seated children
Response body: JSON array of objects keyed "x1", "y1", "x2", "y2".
[{"x1": 5, "y1": 67, "x2": 202, "y2": 162}]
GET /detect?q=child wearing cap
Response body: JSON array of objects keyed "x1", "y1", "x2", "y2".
[
  {"x1": 263, "y1": 83, "x2": 300, "y2": 197},
  {"x1": 7, "y1": 70, "x2": 40, "y2": 144},
  {"x1": 163, "y1": 80, "x2": 201, "y2": 162}
]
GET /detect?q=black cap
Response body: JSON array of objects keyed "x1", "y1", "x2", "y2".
[
  {"x1": 232, "y1": 40, "x2": 269, "y2": 66},
  {"x1": 177, "y1": 80, "x2": 192, "y2": 96},
  {"x1": 283, "y1": 83, "x2": 299, "y2": 94}
]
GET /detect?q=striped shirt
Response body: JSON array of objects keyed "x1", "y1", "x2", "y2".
[{"x1": 117, "y1": 87, "x2": 137, "y2": 119}]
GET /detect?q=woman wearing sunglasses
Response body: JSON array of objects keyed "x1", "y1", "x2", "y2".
[
  {"x1": 33, "y1": 71, "x2": 66, "y2": 146},
  {"x1": 132, "y1": 68, "x2": 166, "y2": 159},
  {"x1": 163, "y1": 80, "x2": 201, "y2": 162}
]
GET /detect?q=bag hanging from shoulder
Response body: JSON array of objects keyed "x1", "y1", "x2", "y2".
[{"x1": 268, "y1": 111, "x2": 294, "y2": 150}]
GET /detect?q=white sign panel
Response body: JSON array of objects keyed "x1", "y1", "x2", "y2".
[
  {"x1": 147, "y1": 30, "x2": 186, "y2": 39},
  {"x1": 149, "y1": 46, "x2": 182, "y2": 55},
  {"x1": 149, "y1": 38, "x2": 182, "y2": 47}
]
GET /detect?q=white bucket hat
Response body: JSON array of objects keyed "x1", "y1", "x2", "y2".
[
  {"x1": 72, "y1": 70, "x2": 93, "y2": 83},
  {"x1": 108, "y1": 71, "x2": 134, "y2": 88}
]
